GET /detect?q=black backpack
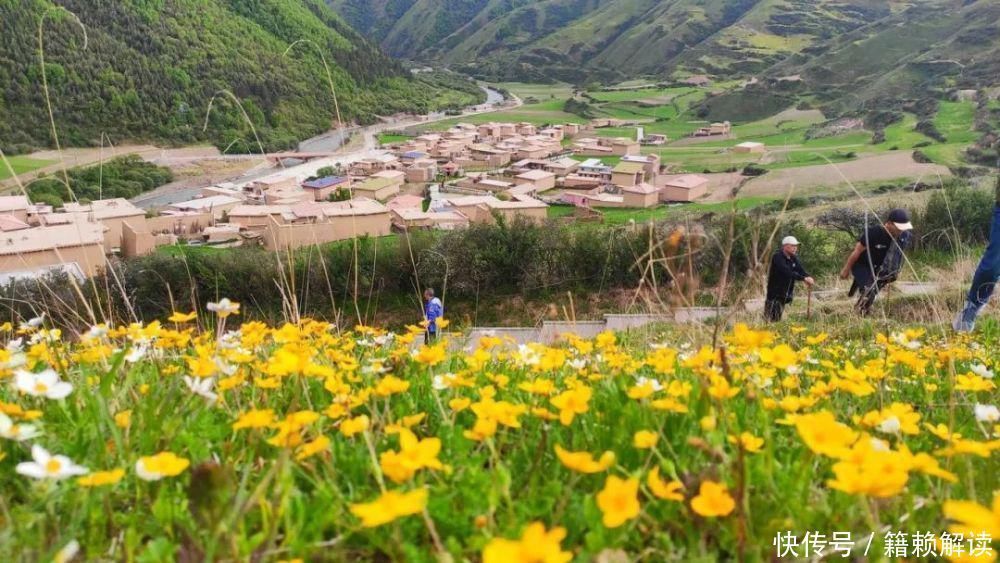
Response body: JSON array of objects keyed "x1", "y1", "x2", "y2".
[{"x1": 876, "y1": 230, "x2": 912, "y2": 283}]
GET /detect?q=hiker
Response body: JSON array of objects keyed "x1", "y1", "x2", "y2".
[
  {"x1": 840, "y1": 208, "x2": 914, "y2": 316},
  {"x1": 764, "y1": 236, "x2": 815, "y2": 322},
  {"x1": 423, "y1": 288, "x2": 443, "y2": 344},
  {"x1": 955, "y1": 177, "x2": 1000, "y2": 331}
]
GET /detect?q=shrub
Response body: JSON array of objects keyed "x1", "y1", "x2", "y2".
[{"x1": 919, "y1": 186, "x2": 995, "y2": 250}]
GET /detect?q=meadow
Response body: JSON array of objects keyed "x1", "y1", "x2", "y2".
[
  {"x1": 0, "y1": 155, "x2": 56, "y2": 181},
  {"x1": 1, "y1": 307, "x2": 998, "y2": 561}
]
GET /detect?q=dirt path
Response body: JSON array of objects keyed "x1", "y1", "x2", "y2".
[{"x1": 740, "y1": 151, "x2": 952, "y2": 196}]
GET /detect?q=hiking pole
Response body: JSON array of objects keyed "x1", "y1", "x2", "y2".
[{"x1": 806, "y1": 286, "x2": 813, "y2": 321}]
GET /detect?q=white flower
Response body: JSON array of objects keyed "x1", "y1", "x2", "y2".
[
  {"x1": 124, "y1": 345, "x2": 147, "y2": 364},
  {"x1": 373, "y1": 334, "x2": 394, "y2": 346},
  {"x1": 19, "y1": 313, "x2": 45, "y2": 331},
  {"x1": 356, "y1": 338, "x2": 375, "y2": 347},
  {"x1": 974, "y1": 404, "x2": 1000, "y2": 423},
  {"x1": 15, "y1": 445, "x2": 87, "y2": 480},
  {"x1": 516, "y1": 345, "x2": 540, "y2": 366},
  {"x1": 183, "y1": 376, "x2": 218, "y2": 403},
  {"x1": 636, "y1": 376, "x2": 663, "y2": 392},
  {"x1": 215, "y1": 358, "x2": 237, "y2": 376},
  {"x1": 53, "y1": 539, "x2": 80, "y2": 563},
  {"x1": 567, "y1": 358, "x2": 587, "y2": 370},
  {"x1": 207, "y1": 298, "x2": 240, "y2": 317},
  {"x1": 877, "y1": 415, "x2": 901, "y2": 434},
  {"x1": 14, "y1": 369, "x2": 73, "y2": 399},
  {"x1": 869, "y1": 437, "x2": 890, "y2": 452},
  {"x1": 971, "y1": 363, "x2": 995, "y2": 379},
  {"x1": 82, "y1": 324, "x2": 109, "y2": 341},
  {"x1": 6, "y1": 338, "x2": 24, "y2": 353},
  {"x1": 218, "y1": 330, "x2": 242, "y2": 349},
  {"x1": 432, "y1": 374, "x2": 448, "y2": 390},
  {"x1": 0, "y1": 412, "x2": 39, "y2": 441}
]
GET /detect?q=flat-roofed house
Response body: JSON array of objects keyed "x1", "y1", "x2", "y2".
[
  {"x1": 544, "y1": 157, "x2": 580, "y2": 176},
  {"x1": 60, "y1": 198, "x2": 148, "y2": 252},
  {"x1": 353, "y1": 170, "x2": 404, "y2": 201},
  {"x1": 434, "y1": 194, "x2": 547, "y2": 225},
  {"x1": 404, "y1": 159, "x2": 438, "y2": 183},
  {"x1": 247, "y1": 176, "x2": 297, "y2": 199},
  {"x1": 514, "y1": 169, "x2": 556, "y2": 191},
  {"x1": 261, "y1": 198, "x2": 392, "y2": 251},
  {"x1": 621, "y1": 154, "x2": 661, "y2": 178},
  {"x1": 658, "y1": 174, "x2": 709, "y2": 202},
  {"x1": 469, "y1": 144, "x2": 512, "y2": 167},
  {"x1": 0, "y1": 221, "x2": 106, "y2": 280},
  {"x1": 694, "y1": 121, "x2": 731, "y2": 137},
  {"x1": 0, "y1": 196, "x2": 31, "y2": 223},
  {"x1": 621, "y1": 183, "x2": 660, "y2": 208},
  {"x1": 391, "y1": 208, "x2": 469, "y2": 231},
  {"x1": 301, "y1": 176, "x2": 349, "y2": 201},
  {"x1": 611, "y1": 161, "x2": 646, "y2": 187},
  {"x1": 169, "y1": 195, "x2": 243, "y2": 219},
  {"x1": 733, "y1": 141, "x2": 765, "y2": 154}
]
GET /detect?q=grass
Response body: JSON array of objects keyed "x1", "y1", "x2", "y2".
[
  {"x1": 596, "y1": 197, "x2": 776, "y2": 224},
  {"x1": 0, "y1": 155, "x2": 56, "y2": 180},
  {"x1": 4, "y1": 313, "x2": 995, "y2": 560},
  {"x1": 378, "y1": 134, "x2": 413, "y2": 145}
]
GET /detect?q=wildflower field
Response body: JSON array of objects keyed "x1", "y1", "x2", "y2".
[{"x1": 1, "y1": 305, "x2": 999, "y2": 562}]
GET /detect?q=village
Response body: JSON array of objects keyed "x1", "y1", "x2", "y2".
[{"x1": 0, "y1": 114, "x2": 759, "y2": 281}]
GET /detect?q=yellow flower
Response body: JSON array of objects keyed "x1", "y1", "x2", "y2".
[
  {"x1": 647, "y1": 467, "x2": 684, "y2": 501},
  {"x1": 168, "y1": 311, "x2": 197, "y2": 323},
  {"x1": 633, "y1": 430, "x2": 659, "y2": 449},
  {"x1": 232, "y1": 409, "x2": 275, "y2": 431},
  {"x1": 449, "y1": 397, "x2": 471, "y2": 412},
  {"x1": 550, "y1": 386, "x2": 592, "y2": 426},
  {"x1": 78, "y1": 468, "x2": 125, "y2": 487},
  {"x1": 944, "y1": 492, "x2": 1000, "y2": 537},
  {"x1": 806, "y1": 333, "x2": 828, "y2": 345},
  {"x1": 349, "y1": 488, "x2": 428, "y2": 527},
  {"x1": 136, "y1": 452, "x2": 190, "y2": 481},
  {"x1": 295, "y1": 435, "x2": 330, "y2": 461},
  {"x1": 414, "y1": 343, "x2": 447, "y2": 366},
  {"x1": 794, "y1": 411, "x2": 858, "y2": 458},
  {"x1": 375, "y1": 375, "x2": 410, "y2": 397},
  {"x1": 482, "y1": 522, "x2": 572, "y2": 563},
  {"x1": 436, "y1": 318, "x2": 450, "y2": 329},
  {"x1": 596, "y1": 475, "x2": 641, "y2": 528},
  {"x1": 553, "y1": 445, "x2": 615, "y2": 474},
  {"x1": 114, "y1": 410, "x2": 132, "y2": 429},
  {"x1": 700, "y1": 415, "x2": 717, "y2": 431},
  {"x1": 340, "y1": 415, "x2": 370, "y2": 437},
  {"x1": 690, "y1": 480, "x2": 735, "y2": 517},
  {"x1": 379, "y1": 429, "x2": 444, "y2": 483},
  {"x1": 727, "y1": 432, "x2": 764, "y2": 453},
  {"x1": 758, "y1": 345, "x2": 798, "y2": 370}
]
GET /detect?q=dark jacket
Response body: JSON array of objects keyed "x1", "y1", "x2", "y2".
[{"x1": 766, "y1": 250, "x2": 809, "y2": 302}]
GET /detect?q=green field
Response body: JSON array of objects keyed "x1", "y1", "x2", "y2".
[
  {"x1": 0, "y1": 155, "x2": 56, "y2": 180},
  {"x1": 378, "y1": 133, "x2": 413, "y2": 145},
  {"x1": 549, "y1": 197, "x2": 777, "y2": 224}
]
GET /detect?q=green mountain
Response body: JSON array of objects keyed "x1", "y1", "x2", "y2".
[
  {"x1": 330, "y1": 0, "x2": 1000, "y2": 103},
  {"x1": 0, "y1": 0, "x2": 483, "y2": 154}
]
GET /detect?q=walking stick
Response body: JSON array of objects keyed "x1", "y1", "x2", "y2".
[{"x1": 806, "y1": 286, "x2": 813, "y2": 320}]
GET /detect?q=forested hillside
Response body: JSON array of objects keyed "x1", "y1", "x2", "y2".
[{"x1": 0, "y1": 0, "x2": 482, "y2": 154}]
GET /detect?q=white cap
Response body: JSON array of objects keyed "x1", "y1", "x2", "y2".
[{"x1": 782, "y1": 236, "x2": 800, "y2": 246}]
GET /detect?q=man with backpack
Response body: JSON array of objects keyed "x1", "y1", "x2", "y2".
[{"x1": 839, "y1": 208, "x2": 914, "y2": 316}]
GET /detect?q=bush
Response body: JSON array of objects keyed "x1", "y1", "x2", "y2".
[
  {"x1": 742, "y1": 164, "x2": 768, "y2": 177},
  {"x1": 919, "y1": 186, "x2": 995, "y2": 250}
]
